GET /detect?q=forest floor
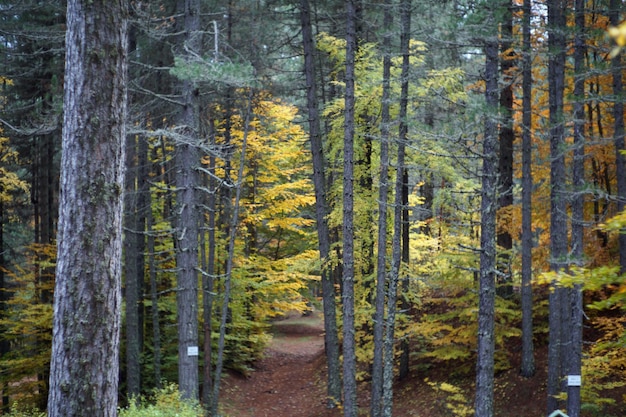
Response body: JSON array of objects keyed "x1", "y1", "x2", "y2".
[{"x1": 217, "y1": 311, "x2": 591, "y2": 417}]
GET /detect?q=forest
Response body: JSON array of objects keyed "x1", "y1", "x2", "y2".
[{"x1": 1, "y1": 0, "x2": 626, "y2": 416}]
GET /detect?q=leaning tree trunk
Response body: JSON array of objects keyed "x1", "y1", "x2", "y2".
[
  {"x1": 47, "y1": 0, "x2": 128, "y2": 415},
  {"x1": 299, "y1": 0, "x2": 342, "y2": 407}
]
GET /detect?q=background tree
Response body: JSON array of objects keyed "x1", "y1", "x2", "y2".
[
  {"x1": 342, "y1": 0, "x2": 358, "y2": 415},
  {"x1": 474, "y1": 2, "x2": 500, "y2": 415},
  {"x1": 47, "y1": 0, "x2": 128, "y2": 415}
]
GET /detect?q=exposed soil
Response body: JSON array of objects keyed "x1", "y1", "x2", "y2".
[
  {"x1": 219, "y1": 311, "x2": 337, "y2": 417},
  {"x1": 218, "y1": 312, "x2": 620, "y2": 417}
]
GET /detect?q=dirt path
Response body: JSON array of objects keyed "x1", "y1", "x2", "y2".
[{"x1": 219, "y1": 312, "x2": 338, "y2": 417}]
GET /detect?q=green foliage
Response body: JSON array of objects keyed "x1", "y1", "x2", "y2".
[
  {"x1": 2, "y1": 402, "x2": 44, "y2": 417},
  {"x1": 0, "y1": 243, "x2": 55, "y2": 407},
  {"x1": 171, "y1": 57, "x2": 257, "y2": 88},
  {"x1": 119, "y1": 383, "x2": 202, "y2": 417}
]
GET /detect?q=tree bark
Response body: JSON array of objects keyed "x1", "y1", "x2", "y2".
[
  {"x1": 342, "y1": 1, "x2": 358, "y2": 415},
  {"x1": 520, "y1": 0, "x2": 535, "y2": 378},
  {"x1": 174, "y1": 0, "x2": 202, "y2": 401},
  {"x1": 124, "y1": 133, "x2": 142, "y2": 399},
  {"x1": 497, "y1": 0, "x2": 514, "y2": 299},
  {"x1": 474, "y1": 11, "x2": 499, "y2": 417},
  {"x1": 382, "y1": 3, "x2": 410, "y2": 414},
  {"x1": 371, "y1": 2, "x2": 393, "y2": 416},
  {"x1": 567, "y1": 1, "x2": 585, "y2": 415},
  {"x1": 610, "y1": 0, "x2": 626, "y2": 273},
  {"x1": 546, "y1": 0, "x2": 568, "y2": 414},
  {"x1": 299, "y1": 0, "x2": 342, "y2": 407},
  {"x1": 47, "y1": 0, "x2": 128, "y2": 415}
]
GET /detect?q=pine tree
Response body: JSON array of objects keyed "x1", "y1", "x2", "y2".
[{"x1": 47, "y1": 0, "x2": 128, "y2": 415}]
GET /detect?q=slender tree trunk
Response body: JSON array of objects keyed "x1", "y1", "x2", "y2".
[
  {"x1": 474, "y1": 12, "x2": 499, "y2": 417},
  {"x1": 610, "y1": 0, "x2": 626, "y2": 272},
  {"x1": 124, "y1": 133, "x2": 141, "y2": 399},
  {"x1": 342, "y1": 1, "x2": 358, "y2": 415},
  {"x1": 47, "y1": 0, "x2": 128, "y2": 414},
  {"x1": 520, "y1": 0, "x2": 535, "y2": 379},
  {"x1": 497, "y1": 0, "x2": 514, "y2": 299},
  {"x1": 299, "y1": 0, "x2": 342, "y2": 407},
  {"x1": 381, "y1": 3, "x2": 410, "y2": 414},
  {"x1": 202, "y1": 119, "x2": 217, "y2": 410},
  {"x1": 546, "y1": 0, "x2": 568, "y2": 414},
  {"x1": 146, "y1": 194, "x2": 162, "y2": 389},
  {"x1": 0, "y1": 201, "x2": 8, "y2": 412},
  {"x1": 174, "y1": 0, "x2": 202, "y2": 400},
  {"x1": 371, "y1": 3, "x2": 393, "y2": 416},
  {"x1": 211, "y1": 94, "x2": 253, "y2": 417}
]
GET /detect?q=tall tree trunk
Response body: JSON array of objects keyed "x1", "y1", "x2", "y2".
[
  {"x1": 146, "y1": 194, "x2": 162, "y2": 390},
  {"x1": 520, "y1": 0, "x2": 535, "y2": 378},
  {"x1": 497, "y1": 0, "x2": 514, "y2": 298},
  {"x1": 371, "y1": 3, "x2": 393, "y2": 416},
  {"x1": 610, "y1": 0, "x2": 626, "y2": 272},
  {"x1": 299, "y1": 0, "x2": 342, "y2": 407},
  {"x1": 0, "y1": 201, "x2": 8, "y2": 412},
  {"x1": 124, "y1": 133, "x2": 141, "y2": 399},
  {"x1": 211, "y1": 94, "x2": 253, "y2": 417},
  {"x1": 381, "y1": 3, "x2": 410, "y2": 414},
  {"x1": 342, "y1": 0, "x2": 358, "y2": 415},
  {"x1": 474, "y1": 9, "x2": 499, "y2": 417},
  {"x1": 546, "y1": 0, "x2": 568, "y2": 414},
  {"x1": 202, "y1": 119, "x2": 217, "y2": 410},
  {"x1": 47, "y1": 0, "x2": 128, "y2": 414},
  {"x1": 174, "y1": 0, "x2": 202, "y2": 400},
  {"x1": 567, "y1": 1, "x2": 585, "y2": 415}
]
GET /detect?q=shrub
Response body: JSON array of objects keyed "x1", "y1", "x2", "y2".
[{"x1": 119, "y1": 383, "x2": 203, "y2": 417}]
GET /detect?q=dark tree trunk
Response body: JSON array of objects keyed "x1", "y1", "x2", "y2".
[
  {"x1": 567, "y1": 1, "x2": 585, "y2": 415},
  {"x1": 124, "y1": 133, "x2": 142, "y2": 399},
  {"x1": 174, "y1": 0, "x2": 202, "y2": 400},
  {"x1": 342, "y1": 1, "x2": 358, "y2": 415},
  {"x1": 520, "y1": 0, "x2": 535, "y2": 379},
  {"x1": 371, "y1": 3, "x2": 393, "y2": 416},
  {"x1": 0, "y1": 201, "x2": 8, "y2": 412},
  {"x1": 497, "y1": 0, "x2": 514, "y2": 299},
  {"x1": 299, "y1": 0, "x2": 342, "y2": 407},
  {"x1": 610, "y1": 0, "x2": 626, "y2": 273},
  {"x1": 474, "y1": 12, "x2": 499, "y2": 417},
  {"x1": 47, "y1": 0, "x2": 128, "y2": 415},
  {"x1": 397, "y1": 0, "x2": 412, "y2": 383},
  {"x1": 546, "y1": 0, "x2": 568, "y2": 414},
  {"x1": 202, "y1": 119, "x2": 217, "y2": 409}
]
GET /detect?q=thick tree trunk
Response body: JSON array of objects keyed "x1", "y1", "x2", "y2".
[
  {"x1": 47, "y1": 0, "x2": 128, "y2": 415},
  {"x1": 174, "y1": 0, "x2": 202, "y2": 400},
  {"x1": 520, "y1": 0, "x2": 535, "y2": 379},
  {"x1": 474, "y1": 13, "x2": 499, "y2": 417},
  {"x1": 299, "y1": 0, "x2": 342, "y2": 407},
  {"x1": 342, "y1": 1, "x2": 358, "y2": 415}
]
